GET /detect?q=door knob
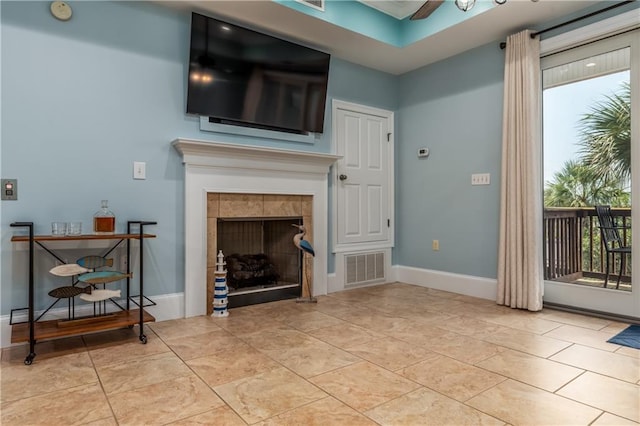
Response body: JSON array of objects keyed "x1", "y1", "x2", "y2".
[{"x1": 339, "y1": 174, "x2": 348, "y2": 181}]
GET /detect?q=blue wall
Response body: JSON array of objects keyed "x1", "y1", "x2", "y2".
[
  {"x1": 394, "y1": 42, "x2": 504, "y2": 278},
  {"x1": 0, "y1": 1, "x2": 397, "y2": 314},
  {"x1": 392, "y1": 1, "x2": 639, "y2": 280}
]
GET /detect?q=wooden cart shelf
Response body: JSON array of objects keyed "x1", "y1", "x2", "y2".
[
  {"x1": 9, "y1": 220, "x2": 157, "y2": 364},
  {"x1": 11, "y1": 233, "x2": 156, "y2": 242},
  {"x1": 11, "y1": 309, "x2": 155, "y2": 343}
]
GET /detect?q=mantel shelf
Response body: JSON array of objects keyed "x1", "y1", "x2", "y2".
[{"x1": 172, "y1": 138, "x2": 341, "y2": 174}]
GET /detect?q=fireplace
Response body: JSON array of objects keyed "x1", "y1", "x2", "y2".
[
  {"x1": 173, "y1": 138, "x2": 340, "y2": 317},
  {"x1": 208, "y1": 195, "x2": 313, "y2": 313},
  {"x1": 219, "y1": 218, "x2": 301, "y2": 291},
  {"x1": 210, "y1": 209, "x2": 312, "y2": 312}
]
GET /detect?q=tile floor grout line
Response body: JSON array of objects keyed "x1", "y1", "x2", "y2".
[
  {"x1": 459, "y1": 378, "x2": 536, "y2": 424},
  {"x1": 160, "y1": 348, "x2": 236, "y2": 425},
  {"x1": 150, "y1": 321, "x2": 254, "y2": 425},
  {"x1": 357, "y1": 385, "x2": 427, "y2": 417},
  {"x1": 549, "y1": 371, "x2": 625, "y2": 423},
  {"x1": 547, "y1": 342, "x2": 640, "y2": 382},
  {"x1": 84, "y1": 339, "x2": 120, "y2": 425},
  {"x1": 224, "y1": 305, "x2": 421, "y2": 424},
  {"x1": 179, "y1": 318, "x2": 339, "y2": 425},
  {"x1": 89, "y1": 344, "x2": 195, "y2": 399}
]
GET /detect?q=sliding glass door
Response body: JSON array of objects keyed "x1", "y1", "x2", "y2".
[{"x1": 542, "y1": 29, "x2": 639, "y2": 317}]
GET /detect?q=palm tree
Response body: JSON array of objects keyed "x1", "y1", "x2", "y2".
[
  {"x1": 544, "y1": 160, "x2": 629, "y2": 207},
  {"x1": 545, "y1": 82, "x2": 631, "y2": 281},
  {"x1": 544, "y1": 160, "x2": 629, "y2": 277},
  {"x1": 578, "y1": 81, "x2": 631, "y2": 185}
]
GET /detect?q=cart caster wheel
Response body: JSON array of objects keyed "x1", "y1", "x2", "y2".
[
  {"x1": 24, "y1": 354, "x2": 35, "y2": 365},
  {"x1": 139, "y1": 334, "x2": 147, "y2": 344}
]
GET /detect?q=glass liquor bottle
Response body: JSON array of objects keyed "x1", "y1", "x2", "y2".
[{"x1": 93, "y1": 200, "x2": 115, "y2": 234}]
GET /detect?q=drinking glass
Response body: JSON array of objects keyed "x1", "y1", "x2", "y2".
[
  {"x1": 51, "y1": 222, "x2": 67, "y2": 236},
  {"x1": 67, "y1": 221, "x2": 82, "y2": 236}
]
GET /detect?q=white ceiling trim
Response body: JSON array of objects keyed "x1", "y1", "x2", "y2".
[{"x1": 357, "y1": 0, "x2": 423, "y2": 20}]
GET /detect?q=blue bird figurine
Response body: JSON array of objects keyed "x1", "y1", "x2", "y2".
[
  {"x1": 292, "y1": 224, "x2": 315, "y2": 257},
  {"x1": 292, "y1": 224, "x2": 317, "y2": 303}
]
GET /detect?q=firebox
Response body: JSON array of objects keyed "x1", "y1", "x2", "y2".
[{"x1": 217, "y1": 217, "x2": 302, "y2": 307}]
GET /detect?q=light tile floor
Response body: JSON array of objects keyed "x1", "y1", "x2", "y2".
[{"x1": 1, "y1": 282, "x2": 639, "y2": 425}]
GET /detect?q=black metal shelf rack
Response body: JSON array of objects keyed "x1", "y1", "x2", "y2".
[{"x1": 9, "y1": 220, "x2": 157, "y2": 365}]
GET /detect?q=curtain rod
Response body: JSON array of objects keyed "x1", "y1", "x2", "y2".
[{"x1": 499, "y1": 0, "x2": 634, "y2": 50}]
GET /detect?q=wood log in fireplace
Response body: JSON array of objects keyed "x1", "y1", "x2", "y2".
[{"x1": 226, "y1": 253, "x2": 280, "y2": 290}]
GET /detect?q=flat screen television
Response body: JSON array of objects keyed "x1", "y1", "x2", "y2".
[{"x1": 187, "y1": 12, "x2": 331, "y2": 134}]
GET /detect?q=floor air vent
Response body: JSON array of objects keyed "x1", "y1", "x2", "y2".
[{"x1": 345, "y1": 252, "x2": 385, "y2": 286}]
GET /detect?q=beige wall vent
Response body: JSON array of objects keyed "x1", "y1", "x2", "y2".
[
  {"x1": 345, "y1": 251, "x2": 385, "y2": 286},
  {"x1": 297, "y1": 0, "x2": 325, "y2": 11}
]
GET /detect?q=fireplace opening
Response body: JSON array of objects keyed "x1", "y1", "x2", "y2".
[{"x1": 217, "y1": 217, "x2": 302, "y2": 308}]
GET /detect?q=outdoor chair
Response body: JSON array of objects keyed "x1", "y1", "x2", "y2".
[{"x1": 595, "y1": 205, "x2": 631, "y2": 289}]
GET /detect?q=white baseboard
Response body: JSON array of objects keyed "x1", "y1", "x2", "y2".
[
  {"x1": 393, "y1": 265, "x2": 497, "y2": 301},
  {"x1": 389, "y1": 263, "x2": 399, "y2": 282},
  {"x1": 327, "y1": 272, "x2": 339, "y2": 293},
  {"x1": 144, "y1": 292, "x2": 184, "y2": 322},
  {"x1": 1, "y1": 292, "x2": 185, "y2": 349}
]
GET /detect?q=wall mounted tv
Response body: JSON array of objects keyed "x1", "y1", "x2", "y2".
[{"x1": 187, "y1": 12, "x2": 331, "y2": 135}]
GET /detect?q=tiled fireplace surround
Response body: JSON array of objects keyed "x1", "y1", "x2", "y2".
[
  {"x1": 206, "y1": 193, "x2": 313, "y2": 315},
  {"x1": 173, "y1": 138, "x2": 340, "y2": 317}
]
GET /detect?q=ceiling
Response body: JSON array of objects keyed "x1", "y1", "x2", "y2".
[{"x1": 161, "y1": 0, "x2": 602, "y2": 75}]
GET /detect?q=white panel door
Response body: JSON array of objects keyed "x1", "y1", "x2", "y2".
[{"x1": 336, "y1": 106, "x2": 391, "y2": 245}]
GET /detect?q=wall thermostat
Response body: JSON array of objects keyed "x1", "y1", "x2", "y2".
[{"x1": 418, "y1": 147, "x2": 430, "y2": 158}]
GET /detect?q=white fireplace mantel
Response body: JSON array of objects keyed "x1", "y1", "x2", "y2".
[
  {"x1": 173, "y1": 138, "x2": 340, "y2": 173},
  {"x1": 173, "y1": 138, "x2": 341, "y2": 317}
]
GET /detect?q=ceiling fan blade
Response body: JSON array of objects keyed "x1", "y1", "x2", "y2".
[{"x1": 410, "y1": 0, "x2": 445, "y2": 20}]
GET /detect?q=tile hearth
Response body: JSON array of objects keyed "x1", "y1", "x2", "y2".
[{"x1": 2, "y1": 282, "x2": 639, "y2": 425}]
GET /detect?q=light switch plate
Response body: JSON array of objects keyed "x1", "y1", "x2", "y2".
[
  {"x1": 1, "y1": 179, "x2": 17, "y2": 200},
  {"x1": 471, "y1": 173, "x2": 490, "y2": 185},
  {"x1": 133, "y1": 162, "x2": 146, "y2": 180}
]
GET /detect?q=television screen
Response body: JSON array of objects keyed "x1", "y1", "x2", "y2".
[{"x1": 187, "y1": 12, "x2": 331, "y2": 134}]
